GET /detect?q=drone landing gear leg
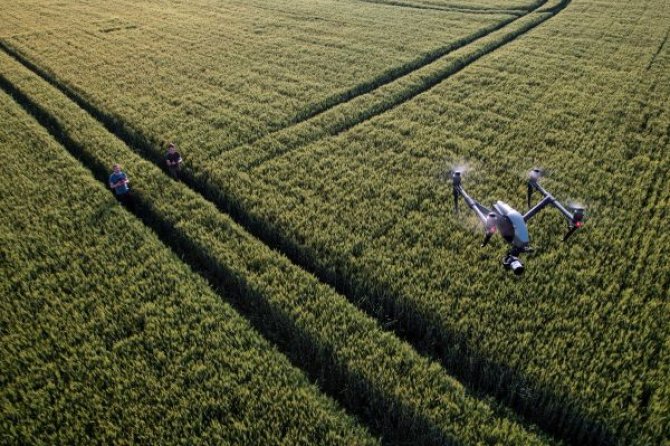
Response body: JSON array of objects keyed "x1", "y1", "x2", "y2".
[
  {"x1": 563, "y1": 225, "x2": 578, "y2": 241},
  {"x1": 481, "y1": 232, "x2": 493, "y2": 247},
  {"x1": 502, "y1": 255, "x2": 513, "y2": 270},
  {"x1": 453, "y1": 187, "x2": 459, "y2": 213}
]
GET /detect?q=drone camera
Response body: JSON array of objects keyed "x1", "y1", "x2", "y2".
[
  {"x1": 510, "y1": 258, "x2": 524, "y2": 276},
  {"x1": 503, "y1": 255, "x2": 525, "y2": 276}
]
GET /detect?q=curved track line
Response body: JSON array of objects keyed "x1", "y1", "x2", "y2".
[
  {"x1": 354, "y1": 0, "x2": 527, "y2": 15},
  {"x1": 0, "y1": 63, "x2": 553, "y2": 446},
  {"x1": 646, "y1": 27, "x2": 669, "y2": 70},
  {"x1": 0, "y1": 2, "x2": 607, "y2": 444},
  {"x1": 243, "y1": 0, "x2": 568, "y2": 170},
  {"x1": 225, "y1": 3, "x2": 544, "y2": 153}
]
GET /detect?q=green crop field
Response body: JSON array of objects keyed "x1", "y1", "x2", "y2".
[
  {"x1": 0, "y1": 89, "x2": 377, "y2": 445},
  {"x1": 1, "y1": 0, "x2": 668, "y2": 445}
]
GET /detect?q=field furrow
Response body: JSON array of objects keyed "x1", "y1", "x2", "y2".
[
  {"x1": 0, "y1": 89, "x2": 378, "y2": 446},
  {"x1": 2, "y1": 0, "x2": 668, "y2": 444},
  {"x1": 362, "y1": 0, "x2": 544, "y2": 11},
  {"x1": 0, "y1": 0, "x2": 513, "y2": 160},
  {"x1": 0, "y1": 50, "x2": 557, "y2": 445},
  {"x1": 0, "y1": 1, "x2": 596, "y2": 444},
  {"x1": 237, "y1": 9, "x2": 529, "y2": 150},
  {"x1": 353, "y1": 0, "x2": 529, "y2": 16},
  {"x1": 223, "y1": 0, "x2": 564, "y2": 171}
]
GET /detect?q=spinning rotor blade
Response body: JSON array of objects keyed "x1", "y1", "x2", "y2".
[{"x1": 568, "y1": 201, "x2": 587, "y2": 212}]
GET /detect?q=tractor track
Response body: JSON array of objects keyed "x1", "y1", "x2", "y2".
[
  {"x1": 352, "y1": 0, "x2": 528, "y2": 15},
  {"x1": 0, "y1": 62, "x2": 569, "y2": 446},
  {"x1": 0, "y1": 70, "x2": 450, "y2": 446},
  {"x1": 646, "y1": 27, "x2": 669, "y2": 70},
  {"x1": 241, "y1": 0, "x2": 570, "y2": 170},
  {"x1": 0, "y1": 1, "x2": 613, "y2": 444},
  {"x1": 224, "y1": 2, "x2": 543, "y2": 155}
]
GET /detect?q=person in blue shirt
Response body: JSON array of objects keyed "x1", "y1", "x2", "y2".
[{"x1": 109, "y1": 163, "x2": 133, "y2": 209}]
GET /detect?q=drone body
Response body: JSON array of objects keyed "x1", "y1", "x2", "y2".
[{"x1": 452, "y1": 168, "x2": 585, "y2": 275}]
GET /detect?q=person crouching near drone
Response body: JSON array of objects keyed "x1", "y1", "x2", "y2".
[
  {"x1": 165, "y1": 143, "x2": 183, "y2": 180},
  {"x1": 109, "y1": 163, "x2": 134, "y2": 210}
]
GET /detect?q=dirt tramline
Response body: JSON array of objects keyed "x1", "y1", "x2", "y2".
[
  {"x1": 1, "y1": 0, "x2": 668, "y2": 444},
  {"x1": 0, "y1": 0, "x2": 514, "y2": 160},
  {"x1": 0, "y1": 89, "x2": 378, "y2": 445},
  {"x1": 0, "y1": 51, "x2": 556, "y2": 445}
]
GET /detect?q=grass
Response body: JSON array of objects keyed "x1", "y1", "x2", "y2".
[
  {"x1": 0, "y1": 89, "x2": 378, "y2": 445},
  {"x1": 0, "y1": 49, "x2": 557, "y2": 446},
  {"x1": 0, "y1": 0, "x2": 512, "y2": 161},
  {"x1": 1, "y1": 0, "x2": 668, "y2": 444}
]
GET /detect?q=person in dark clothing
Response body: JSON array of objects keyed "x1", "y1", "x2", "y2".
[
  {"x1": 165, "y1": 143, "x2": 183, "y2": 180},
  {"x1": 109, "y1": 163, "x2": 134, "y2": 211}
]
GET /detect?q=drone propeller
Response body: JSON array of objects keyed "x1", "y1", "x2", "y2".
[{"x1": 568, "y1": 201, "x2": 586, "y2": 211}]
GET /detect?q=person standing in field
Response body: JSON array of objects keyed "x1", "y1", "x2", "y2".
[
  {"x1": 165, "y1": 143, "x2": 183, "y2": 180},
  {"x1": 109, "y1": 163, "x2": 134, "y2": 210}
]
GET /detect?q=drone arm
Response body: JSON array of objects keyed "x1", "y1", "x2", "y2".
[
  {"x1": 454, "y1": 184, "x2": 497, "y2": 247},
  {"x1": 525, "y1": 181, "x2": 579, "y2": 222},
  {"x1": 455, "y1": 185, "x2": 488, "y2": 224},
  {"x1": 552, "y1": 199, "x2": 578, "y2": 223},
  {"x1": 524, "y1": 180, "x2": 584, "y2": 241},
  {"x1": 523, "y1": 194, "x2": 553, "y2": 222},
  {"x1": 451, "y1": 170, "x2": 499, "y2": 247}
]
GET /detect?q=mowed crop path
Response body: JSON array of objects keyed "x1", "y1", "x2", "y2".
[
  {"x1": 1, "y1": 0, "x2": 668, "y2": 445},
  {"x1": 222, "y1": 1, "x2": 669, "y2": 444},
  {"x1": 0, "y1": 43, "x2": 558, "y2": 446},
  {"x1": 0, "y1": 88, "x2": 380, "y2": 445},
  {"x1": 0, "y1": 0, "x2": 522, "y2": 163}
]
